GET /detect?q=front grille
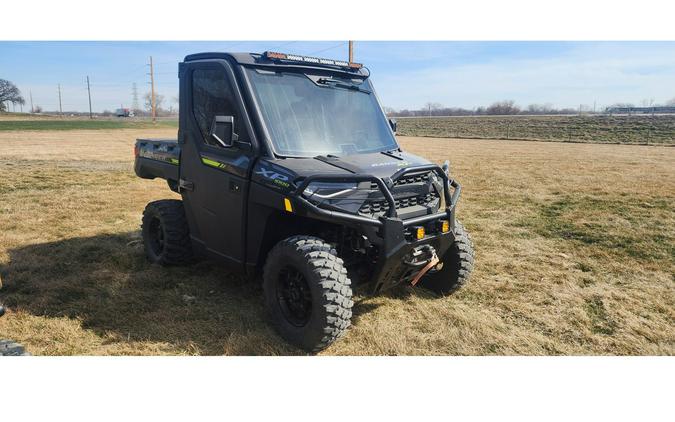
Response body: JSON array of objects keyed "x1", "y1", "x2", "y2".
[
  {"x1": 368, "y1": 172, "x2": 430, "y2": 190},
  {"x1": 359, "y1": 193, "x2": 437, "y2": 215},
  {"x1": 360, "y1": 170, "x2": 441, "y2": 217}
]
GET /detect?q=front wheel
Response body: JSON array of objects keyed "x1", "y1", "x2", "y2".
[
  {"x1": 418, "y1": 220, "x2": 475, "y2": 296},
  {"x1": 263, "y1": 236, "x2": 353, "y2": 352}
]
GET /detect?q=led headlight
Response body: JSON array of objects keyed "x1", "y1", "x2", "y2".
[{"x1": 303, "y1": 182, "x2": 358, "y2": 200}]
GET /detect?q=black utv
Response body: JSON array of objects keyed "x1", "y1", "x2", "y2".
[{"x1": 134, "y1": 51, "x2": 474, "y2": 352}]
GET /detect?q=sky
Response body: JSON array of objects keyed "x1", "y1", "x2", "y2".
[{"x1": 1, "y1": 41, "x2": 674, "y2": 113}]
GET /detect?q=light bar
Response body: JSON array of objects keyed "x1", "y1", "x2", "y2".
[{"x1": 263, "y1": 51, "x2": 363, "y2": 70}]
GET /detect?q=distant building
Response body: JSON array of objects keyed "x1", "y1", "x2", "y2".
[{"x1": 605, "y1": 106, "x2": 675, "y2": 114}]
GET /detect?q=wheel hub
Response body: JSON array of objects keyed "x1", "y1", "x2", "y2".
[
  {"x1": 148, "y1": 217, "x2": 165, "y2": 255},
  {"x1": 277, "y1": 266, "x2": 312, "y2": 327}
]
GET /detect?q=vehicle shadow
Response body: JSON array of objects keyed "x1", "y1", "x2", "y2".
[{"x1": 0, "y1": 231, "x2": 303, "y2": 355}]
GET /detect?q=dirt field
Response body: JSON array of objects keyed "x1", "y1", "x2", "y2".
[
  {"x1": 0, "y1": 128, "x2": 673, "y2": 355},
  {"x1": 398, "y1": 115, "x2": 675, "y2": 145}
]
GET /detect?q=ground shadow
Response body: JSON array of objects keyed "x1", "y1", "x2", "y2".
[
  {"x1": 0, "y1": 232, "x2": 433, "y2": 355},
  {"x1": 0, "y1": 232, "x2": 305, "y2": 355}
]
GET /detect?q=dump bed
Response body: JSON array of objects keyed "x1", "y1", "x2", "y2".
[{"x1": 134, "y1": 138, "x2": 181, "y2": 182}]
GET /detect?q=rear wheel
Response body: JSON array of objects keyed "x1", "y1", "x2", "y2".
[
  {"x1": 418, "y1": 220, "x2": 474, "y2": 296},
  {"x1": 141, "y1": 199, "x2": 193, "y2": 265},
  {"x1": 263, "y1": 236, "x2": 353, "y2": 352}
]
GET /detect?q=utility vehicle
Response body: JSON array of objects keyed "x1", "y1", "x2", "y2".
[{"x1": 134, "y1": 51, "x2": 474, "y2": 352}]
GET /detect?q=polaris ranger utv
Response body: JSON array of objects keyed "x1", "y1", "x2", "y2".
[{"x1": 134, "y1": 51, "x2": 474, "y2": 352}]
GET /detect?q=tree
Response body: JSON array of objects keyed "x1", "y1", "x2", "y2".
[
  {"x1": 423, "y1": 102, "x2": 443, "y2": 116},
  {"x1": 486, "y1": 100, "x2": 520, "y2": 115},
  {"x1": 527, "y1": 103, "x2": 555, "y2": 114},
  {"x1": 33, "y1": 105, "x2": 43, "y2": 113},
  {"x1": 0, "y1": 79, "x2": 25, "y2": 112},
  {"x1": 144, "y1": 92, "x2": 165, "y2": 113},
  {"x1": 666, "y1": 97, "x2": 675, "y2": 106},
  {"x1": 382, "y1": 106, "x2": 398, "y2": 116}
]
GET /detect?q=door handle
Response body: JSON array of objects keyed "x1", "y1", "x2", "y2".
[{"x1": 179, "y1": 179, "x2": 194, "y2": 192}]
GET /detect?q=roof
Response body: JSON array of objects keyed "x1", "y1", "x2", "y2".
[
  {"x1": 183, "y1": 52, "x2": 261, "y2": 64},
  {"x1": 183, "y1": 52, "x2": 369, "y2": 77}
]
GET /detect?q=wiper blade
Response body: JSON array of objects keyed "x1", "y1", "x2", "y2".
[{"x1": 316, "y1": 78, "x2": 371, "y2": 94}]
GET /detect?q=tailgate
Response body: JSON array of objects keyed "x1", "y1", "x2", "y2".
[{"x1": 134, "y1": 138, "x2": 180, "y2": 181}]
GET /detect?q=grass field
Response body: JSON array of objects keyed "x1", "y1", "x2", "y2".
[
  {"x1": 0, "y1": 126, "x2": 673, "y2": 355},
  {"x1": 0, "y1": 119, "x2": 177, "y2": 131},
  {"x1": 398, "y1": 114, "x2": 675, "y2": 145}
]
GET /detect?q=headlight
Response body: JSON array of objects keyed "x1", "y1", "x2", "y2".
[{"x1": 303, "y1": 182, "x2": 358, "y2": 199}]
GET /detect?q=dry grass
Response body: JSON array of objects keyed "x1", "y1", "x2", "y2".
[
  {"x1": 398, "y1": 115, "x2": 675, "y2": 145},
  {"x1": 0, "y1": 128, "x2": 673, "y2": 355}
]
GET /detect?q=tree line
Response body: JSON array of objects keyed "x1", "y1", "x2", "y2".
[{"x1": 384, "y1": 98, "x2": 675, "y2": 117}]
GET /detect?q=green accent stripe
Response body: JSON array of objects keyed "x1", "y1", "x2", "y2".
[{"x1": 201, "y1": 157, "x2": 224, "y2": 169}]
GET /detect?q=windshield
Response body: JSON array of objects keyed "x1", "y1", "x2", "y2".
[{"x1": 245, "y1": 68, "x2": 398, "y2": 157}]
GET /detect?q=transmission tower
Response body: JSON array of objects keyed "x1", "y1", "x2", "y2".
[{"x1": 132, "y1": 83, "x2": 140, "y2": 113}]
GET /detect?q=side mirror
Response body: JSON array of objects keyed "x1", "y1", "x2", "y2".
[
  {"x1": 388, "y1": 118, "x2": 397, "y2": 133},
  {"x1": 210, "y1": 115, "x2": 239, "y2": 147}
]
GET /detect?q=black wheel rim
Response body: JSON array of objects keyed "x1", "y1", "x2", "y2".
[
  {"x1": 277, "y1": 266, "x2": 312, "y2": 327},
  {"x1": 148, "y1": 216, "x2": 165, "y2": 257}
]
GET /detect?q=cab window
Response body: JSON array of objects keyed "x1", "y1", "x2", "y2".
[{"x1": 192, "y1": 67, "x2": 248, "y2": 147}]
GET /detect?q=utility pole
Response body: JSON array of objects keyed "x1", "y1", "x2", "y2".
[
  {"x1": 348, "y1": 40, "x2": 354, "y2": 63},
  {"x1": 86, "y1": 76, "x2": 93, "y2": 119},
  {"x1": 148, "y1": 56, "x2": 156, "y2": 123},
  {"x1": 58, "y1": 84, "x2": 63, "y2": 116},
  {"x1": 29, "y1": 90, "x2": 34, "y2": 113}
]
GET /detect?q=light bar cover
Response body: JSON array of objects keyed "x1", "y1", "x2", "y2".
[{"x1": 264, "y1": 51, "x2": 363, "y2": 69}]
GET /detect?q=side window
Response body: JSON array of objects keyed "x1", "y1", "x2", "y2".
[{"x1": 192, "y1": 67, "x2": 248, "y2": 147}]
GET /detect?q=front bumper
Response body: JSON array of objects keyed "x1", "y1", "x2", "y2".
[{"x1": 292, "y1": 164, "x2": 462, "y2": 293}]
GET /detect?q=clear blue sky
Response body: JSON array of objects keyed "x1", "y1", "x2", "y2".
[{"x1": 1, "y1": 41, "x2": 674, "y2": 113}]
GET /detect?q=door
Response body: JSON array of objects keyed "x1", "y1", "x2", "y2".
[{"x1": 179, "y1": 61, "x2": 255, "y2": 265}]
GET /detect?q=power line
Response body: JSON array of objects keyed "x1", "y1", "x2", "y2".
[
  {"x1": 308, "y1": 42, "x2": 347, "y2": 56},
  {"x1": 267, "y1": 41, "x2": 297, "y2": 51}
]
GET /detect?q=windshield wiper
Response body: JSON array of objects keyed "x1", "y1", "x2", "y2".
[{"x1": 316, "y1": 78, "x2": 371, "y2": 94}]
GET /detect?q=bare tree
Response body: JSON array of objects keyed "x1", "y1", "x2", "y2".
[
  {"x1": 423, "y1": 102, "x2": 443, "y2": 116},
  {"x1": 486, "y1": 100, "x2": 520, "y2": 115},
  {"x1": 382, "y1": 106, "x2": 396, "y2": 116},
  {"x1": 610, "y1": 102, "x2": 635, "y2": 108},
  {"x1": 527, "y1": 103, "x2": 555, "y2": 114},
  {"x1": 144, "y1": 92, "x2": 165, "y2": 113},
  {"x1": 0, "y1": 79, "x2": 25, "y2": 112}
]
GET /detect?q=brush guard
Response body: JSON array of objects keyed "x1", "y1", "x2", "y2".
[{"x1": 292, "y1": 164, "x2": 461, "y2": 293}]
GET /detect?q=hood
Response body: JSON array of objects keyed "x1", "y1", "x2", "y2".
[
  {"x1": 255, "y1": 150, "x2": 433, "y2": 184},
  {"x1": 251, "y1": 150, "x2": 440, "y2": 220}
]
